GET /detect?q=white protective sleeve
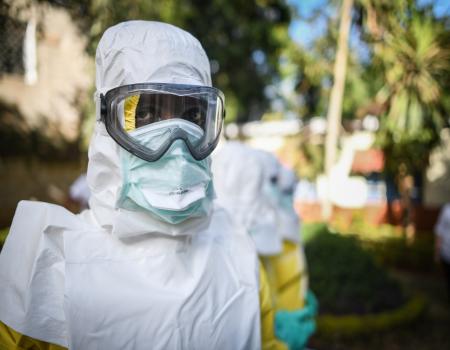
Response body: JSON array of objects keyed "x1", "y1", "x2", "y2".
[{"x1": 0, "y1": 201, "x2": 85, "y2": 347}]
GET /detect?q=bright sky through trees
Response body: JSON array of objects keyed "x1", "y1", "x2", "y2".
[{"x1": 288, "y1": 0, "x2": 450, "y2": 48}]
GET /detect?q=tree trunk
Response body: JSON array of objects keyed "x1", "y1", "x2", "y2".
[{"x1": 322, "y1": 0, "x2": 354, "y2": 220}]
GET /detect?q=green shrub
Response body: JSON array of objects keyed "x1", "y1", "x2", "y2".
[
  {"x1": 0, "y1": 227, "x2": 9, "y2": 251},
  {"x1": 301, "y1": 222, "x2": 329, "y2": 243},
  {"x1": 331, "y1": 219, "x2": 435, "y2": 271},
  {"x1": 317, "y1": 295, "x2": 426, "y2": 337},
  {"x1": 304, "y1": 230, "x2": 405, "y2": 315},
  {"x1": 364, "y1": 233, "x2": 434, "y2": 272}
]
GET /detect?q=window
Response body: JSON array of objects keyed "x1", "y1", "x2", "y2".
[{"x1": 0, "y1": 15, "x2": 27, "y2": 76}]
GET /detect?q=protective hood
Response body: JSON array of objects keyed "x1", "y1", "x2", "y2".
[
  {"x1": 255, "y1": 150, "x2": 281, "y2": 212},
  {"x1": 212, "y1": 142, "x2": 283, "y2": 255},
  {"x1": 278, "y1": 165, "x2": 298, "y2": 193},
  {"x1": 256, "y1": 150, "x2": 280, "y2": 183},
  {"x1": 87, "y1": 21, "x2": 213, "y2": 237},
  {"x1": 278, "y1": 165, "x2": 302, "y2": 243},
  {"x1": 257, "y1": 151, "x2": 301, "y2": 243}
]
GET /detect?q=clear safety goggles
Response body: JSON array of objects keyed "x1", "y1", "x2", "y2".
[{"x1": 100, "y1": 83, "x2": 225, "y2": 161}]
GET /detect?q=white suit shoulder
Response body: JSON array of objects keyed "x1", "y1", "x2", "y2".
[
  {"x1": 207, "y1": 205, "x2": 259, "y2": 282},
  {"x1": 208, "y1": 204, "x2": 256, "y2": 248},
  {"x1": 0, "y1": 200, "x2": 85, "y2": 347}
]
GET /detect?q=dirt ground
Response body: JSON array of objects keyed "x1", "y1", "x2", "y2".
[{"x1": 309, "y1": 268, "x2": 450, "y2": 350}]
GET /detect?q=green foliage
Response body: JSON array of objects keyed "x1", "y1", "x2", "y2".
[
  {"x1": 331, "y1": 217, "x2": 436, "y2": 272},
  {"x1": 283, "y1": 2, "x2": 377, "y2": 120},
  {"x1": 298, "y1": 142, "x2": 325, "y2": 180},
  {"x1": 283, "y1": 42, "x2": 332, "y2": 118},
  {"x1": 317, "y1": 295, "x2": 426, "y2": 338},
  {"x1": 0, "y1": 227, "x2": 9, "y2": 251},
  {"x1": 286, "y1": 0, "x2": 449, "y2": 183},
  {"x1": 40, "y1": 0, "x2": 291, "y2": 123},
  {"x1": 342, "y1": 62, "x2": 380, "y2": 119},
  {"x1": 368, "y1": 4, "x2": 450, "y2": 174},
  {"x1": 304, "y1": 228, "x2": 405, "y2": 315},
  {"x1": 301, "y1": 222, "x2": 329, "y2": 243},
  {"x1": 279, "y1": 135, "x2": 325, "y2": 180},
  {"x1": 367, "y1": 234, "x2": 435, "y2": 272}
]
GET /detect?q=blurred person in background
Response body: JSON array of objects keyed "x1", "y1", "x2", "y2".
[
  {"x1": 434, "y1": 202, "x2": 450, "y2": 302},
  {"x1": 213, "y1": 142, "x2": 317, "y2": 350},
  {"x1": 256, "y1": 150, "x2": 317, "y2": 350},
  {"x1": 0, "y1": 21, "x2": 283, "y2": 349},
  {"x1": 214, "y1": 142, "x2": 284, "y2": 256},
  {"x1": 271, "y1": 163, "x2": 310, "y2": 308}
]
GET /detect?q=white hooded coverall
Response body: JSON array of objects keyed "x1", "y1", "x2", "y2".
[
  {"x1": 213, "y1": 144, "x2": 308, "y2": 311},
  {"x1": 213, "y1": 142, "x2": 283, "y2": 256},
  {"x1": 0, "y1": 21, "x2": 263, "y2": 349}
]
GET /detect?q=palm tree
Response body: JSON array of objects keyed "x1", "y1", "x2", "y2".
[
  {"x1": 323, "y1": 0, "x2": 354, "y2": 220},
  {"x1": 364, "y1": 3, "x2": 450, "y2": 232}
]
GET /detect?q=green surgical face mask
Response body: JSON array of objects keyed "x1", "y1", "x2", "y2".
[{"x1": 116, "y1": 122, "x2": 215, "y2": 225}]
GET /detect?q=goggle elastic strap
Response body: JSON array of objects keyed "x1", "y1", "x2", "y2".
[{"x1": 100, "y1": 94, "x2": 107, "y2": 123}]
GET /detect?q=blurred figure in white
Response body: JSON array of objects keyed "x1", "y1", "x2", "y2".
[
  {"x1": 213, "y1": 141, "x2": 283, "y2": 256},
  {"x1": 256, "y1": 151, "x2": 317, "y2": 350},
  {"x1": 434, "y1": 203, "x2": 450, "y2": 302},
  {"x1": 255, "y1": 151, "x2": 309, "y2": 305},
  {"x1": 213, "y1": 143, "x2": 317, "y2": 350}
]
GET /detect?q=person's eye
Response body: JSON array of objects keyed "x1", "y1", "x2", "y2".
[
  {"x1": 181, "y1": 107, "x2": 204, "y2": 126},
  {"x1": 136, "y1": 107, "x2": 157, "y2": 127}
]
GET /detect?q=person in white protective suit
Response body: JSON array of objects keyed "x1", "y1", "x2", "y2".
[
  {"x1": 0, "y1": 21, "x2": 284, "y2": 350},
  {"x1": 213, "y1": 141, "x2": 283, "y2": 256},
  {"x1": 256, "y1": 150, "x2": 317, "y2": 350},
  {"x1": 214, "y1": 145, "x2": 317, "y2": 350}
]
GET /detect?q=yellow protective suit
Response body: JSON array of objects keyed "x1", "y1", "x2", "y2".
[
  {"x1": 262, "y1": 241, "x2": 308, "y2": 312},
  {"x1": 0, "y1": 322, "x2": 65, "y2": 350},
  {"x1": 260, "y1": 263, "x2": 289, "y2": 350},
  {"x1": 0, "y1": 265, "x2": 286, "y2": 350}
]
